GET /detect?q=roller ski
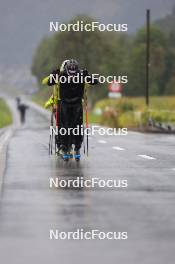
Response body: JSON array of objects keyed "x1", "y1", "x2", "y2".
[
  {"x1": 62, "y1": 151, "x2": 70, "y2": 161},
  {"x1": 61, "y1": 149, "x2": 74, "y2": 161},
  {"x1": 74, "y1": 150, "x2": 81, "y2": 161},
  {"x1": 68, "y1": 150, "x2": 74, "y2": 159}
]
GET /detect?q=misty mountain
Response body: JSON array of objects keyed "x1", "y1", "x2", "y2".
[
  {"x1": 0, "y1": 65, "x2": 38, "y2": 94},
  {"x1": 155, "y1": 5, "x2": 175, "y2": 34},
  {"x1": 0, "y1": 0, "x2": 175, "y2": 65}
]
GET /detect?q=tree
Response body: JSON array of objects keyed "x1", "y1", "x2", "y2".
[
  {"x1": 127, "y1": 26, "x2": 167, "y2": 96},
  {"x1": 31, "y1": 15, "x2": 128, "y2": 104}
]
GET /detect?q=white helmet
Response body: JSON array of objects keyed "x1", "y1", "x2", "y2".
[{"x1": 60, "y1": 60, "x2": 69, "y2": 72}]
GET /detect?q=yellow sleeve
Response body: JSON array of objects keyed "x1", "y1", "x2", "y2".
[
  {"x1": 85, "y1": 83, "x2": 90, "y2": 89},
  {"x1": 44, "y1": 84, "x2": 60, "y2": 109},
  {"x1": 42, "y1": 76, "x2": 50, "y2": 85},
  {"x1": 54, "y1": 84, "x2": 61, "y2": 100},
  {"x1": 44, "y1": 96, "x2": 54, "y2": 109}
]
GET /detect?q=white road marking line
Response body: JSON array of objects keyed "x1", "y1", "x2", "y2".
[
  {"x1": 112, "y1": 146, "x2": 125, "y2": 151},
  {"x1": 138, "y1": 154, "x2": 156, "y2": 160},
  {"x1": 0, "y1": 130, "x2": 12, "y2": 146},
  {"x1": 172, "y1": 168, "x2": 175, "y2": 171},
  {"x1": 2, "y1": 132, "x2": 11, "y2": 142},
  {"x1": 98, "y1": 140, "x2": 107, "y2": 144}
]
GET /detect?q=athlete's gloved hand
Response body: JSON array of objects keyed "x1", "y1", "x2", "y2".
[
  {"x1": 83, "y1": 69, "x2": 89, "y2": 77},
  {"x1": 51, "y1": 68, "x2": 60, "y2": 75}
]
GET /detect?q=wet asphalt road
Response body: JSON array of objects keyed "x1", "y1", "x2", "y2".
[{"x1": 0, "y1": 102, "x2": 175, "y2": 264}]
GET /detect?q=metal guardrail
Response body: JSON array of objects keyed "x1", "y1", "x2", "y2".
[
  {"x1": 148, "y1": 118, "x2": 175, "y2": 133},
  {"x1": 0, "y1": 127, "x2": 13, "y2": 192}
]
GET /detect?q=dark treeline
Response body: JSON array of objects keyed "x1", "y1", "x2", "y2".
[{"x1": 31, "y1": 13, "x2": 175, "y2": 103}]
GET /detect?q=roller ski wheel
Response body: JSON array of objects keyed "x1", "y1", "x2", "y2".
[
  {"x1": 62, "y1": 152, "x2": 70, "y2": 162},
  {"x1": 56, "y1": 148, "x2": 62, "y2": 157},
  {"x1": 68, "y1": 151, "x2": 73, "y2": 159},
  {"x1": 74, "y1": 150, "x2": 81, "y2": 161}
]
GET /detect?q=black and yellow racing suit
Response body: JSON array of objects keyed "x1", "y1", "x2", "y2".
[{"x1": 42, "y1": 69, "x2": 98, "y2": 152}]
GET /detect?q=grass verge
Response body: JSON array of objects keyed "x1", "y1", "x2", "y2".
[
  {"x1": 94, "y1": 96, "x2": 175, "y2": 129},
  {"x1": 0, "y1": 98, "x2": 13, "y2": 128},
  {"x1": 33, "y1": 90, "x2": 175, "y2": 129}
]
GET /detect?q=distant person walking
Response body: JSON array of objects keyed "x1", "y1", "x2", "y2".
[
  {"x1": 16, "y1": 98, "x2": 29, "y2": 124},
  {"x1": 16, "y1": 97, "x2": 21, "y2": 107}
]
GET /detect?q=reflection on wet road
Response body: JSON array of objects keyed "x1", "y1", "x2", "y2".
[{"x1": 0, "y1": 104, "x2": 175, "y2": 264}]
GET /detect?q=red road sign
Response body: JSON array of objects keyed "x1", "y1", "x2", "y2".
[{"x1": 109, "y1": 82, "x2": 123, "y2": 93}]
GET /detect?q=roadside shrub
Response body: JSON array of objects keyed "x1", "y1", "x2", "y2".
[
  {"x1": 118, "y1": 111, "x2": 138, "y2": 128},
  {"x1": 0, "y1": 98, "x2": 12, "y2": 128}
]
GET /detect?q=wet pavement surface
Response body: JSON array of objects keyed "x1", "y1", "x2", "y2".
[{"x1": 0, "y1": 104, "x2": 175, "y2": 264}]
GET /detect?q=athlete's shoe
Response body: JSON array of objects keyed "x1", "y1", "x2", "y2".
[
  {"x1": 62, "y1": 151, "x2": 69, "y2": 161},
  {"x1": 68, "y1": 150, "x2": 73, "y2": 159},
  {"x1": 56, "y1": 148, "x2": 62, "y2": 156},
  {"x1": 74, "y1": 150, "x2": 81, "y2": 161}
]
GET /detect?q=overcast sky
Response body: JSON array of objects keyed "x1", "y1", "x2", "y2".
[{"x1": 1, "y1": 0, "x2": 175, "y2": 65}]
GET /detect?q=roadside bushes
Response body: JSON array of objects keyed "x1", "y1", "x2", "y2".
[
  {"x1": 141, "y1": 109, "x2": 175, "y2": 124},
  {"x1": 94, "y1": 96, "x2": 175, "y2": 129},
  {"x1": 0, "y1": 98, "x2": 12, "y2": 128},
  {"x1": 96, "y1": 98, "x2": 140, "y2": 128}
]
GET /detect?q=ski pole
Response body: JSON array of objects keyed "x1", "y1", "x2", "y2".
[
  {"x1": 85, "y1": 87, "x2": 89, "y2": 156},
  {"x1": 55, "y1": 85, "x2": 59, "y2": 155},
  {"x1": 83, "y1": 123, "x2": 86, "y2": 155}
]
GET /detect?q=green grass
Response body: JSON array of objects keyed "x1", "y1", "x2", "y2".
[
  {"x1": 33, "y1": 90, "x2": 175, "y2": 128},
  {"x1": 94, "y1": 96, "x2": 175, "y2": 128},
  {"x1": 85, "y1": 112, "x2": 101, "y2": 124},
  {"x1": 0, "y1": 98, "x2": 12, "y2": 128},
  {"x1": 95, "y1": 96, "x2": 175, "y2": 111}
]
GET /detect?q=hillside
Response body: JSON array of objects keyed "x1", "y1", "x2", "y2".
[
  {"x1": 156, "y1": 6, "x2": 175, "y2": 34},
  {"x1": 0, "y1": 0, "x2": 175, "y2": 65}
]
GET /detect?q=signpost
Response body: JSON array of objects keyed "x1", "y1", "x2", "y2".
[
  {"x1": 146, "y1": 9, "x2": 150, "y2": 106},
  {"x1": 108, "y1": 82, "x2": 123, "y2": 98}
]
